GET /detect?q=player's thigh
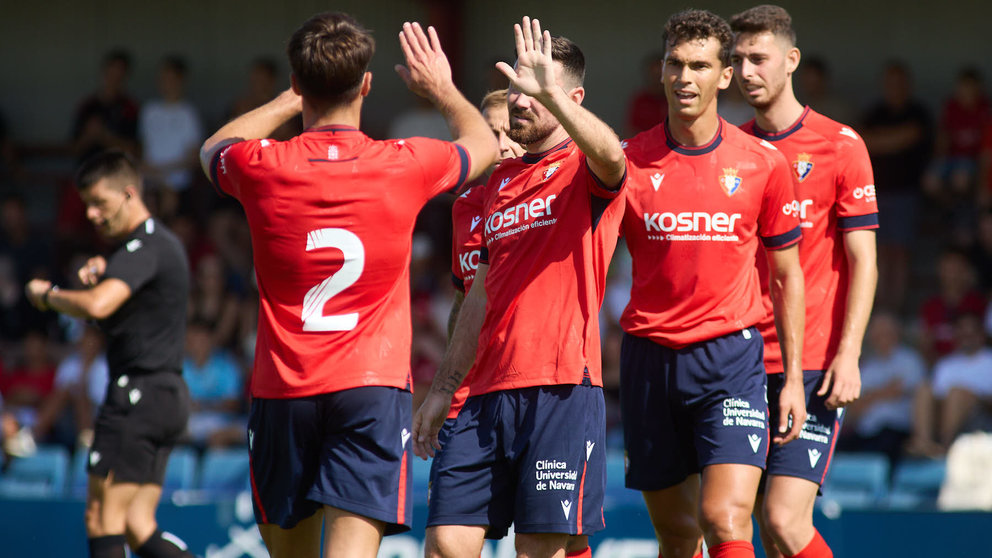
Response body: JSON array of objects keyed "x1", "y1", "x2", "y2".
[
  {"x1": 87, "y1": 472, "x2": 140, "y2": 535},
  {"x1": 322, "y1": 505, "x2": 385, "y2": 558},
  {"x1": 765, "y1": 371, "x2": 842, "y2": 485},
  {"x1": 424, "y1": 525, "x2": 487, "y2": 558},
  {"x1": 258, "y1": 509, "x2": 323, "y2": 558},
  {"x1": 698, "y1": 463, "x2": 762, "y2": 534},
  {"x1": 761, "y1": 474, "x2": 819, "y2": 534},
  {"x1": 124, "y1": 482, "x2": 164, "y2": 544}
]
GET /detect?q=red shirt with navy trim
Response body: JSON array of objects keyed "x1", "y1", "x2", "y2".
[
  {"x1": 621, "y1": 119, "x2": 800, "y2": 348},
  {"x1": 210, "y1": 126, "x2": 469, "y2": 398},
  {"x1": 741, "y1": 108, "x2": 879, "y2": 373},
  {"x1": 469, "y1": 139, "x2": 625, "y2": 395}
]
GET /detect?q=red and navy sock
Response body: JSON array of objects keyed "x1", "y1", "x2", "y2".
[{"x1": 566, "y1": 546, "x2": 592, "y2": 558}]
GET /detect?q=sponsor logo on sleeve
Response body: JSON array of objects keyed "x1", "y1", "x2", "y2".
[
  {"x1": 852, "y1": 184, "x2": 876, "y2": 203},
  {"x1": 126, "y1": 239, "x2": 143, "y2": 253},
  {"x1": 839, "y1": 127, "x2": 859, "y2": 140}
]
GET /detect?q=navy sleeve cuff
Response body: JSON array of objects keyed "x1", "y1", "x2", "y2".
[
  {"x1": 762, "y1": 226, "x2": 802, "y2": 250},
  {"x1": 451, "y1": 272, "x2": 465, "y2": 293},
  {"x1": 838, "y1": 213, "x2": 880, "y2": 231},
  {"x1": 209, "y1": 150, "x2": 230, "y2": 198},
  {"x1": 447, "y1": 144, "x2": 471, "y2": 194},
  {"x1": 586, "y1": 160, "x2": 626, "y2": 198},
  {"x1": 479, "y1": 246, "x2": 489, "y2": 265}
]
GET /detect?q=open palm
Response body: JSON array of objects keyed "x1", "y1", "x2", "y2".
[{"x1": 496, "y1": 16, "x2": 557, "y2": 99}]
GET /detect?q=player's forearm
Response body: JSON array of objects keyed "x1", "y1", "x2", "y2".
[
  {"x1": 199, "y1": 89, "x2": 302, "y2": 175},
  {"x1": 46, "y1": 287, "x2": 112, "y2": 320},
  {"x1": 432, "y1": 84, "x2": 498, "y2": 181},
  {"x1": 431, "y1": 269, "x2": 487, "y2": 396},
  {"x1": 539, "y1": 88, "x2": 625, "y2": 187},
  {"x1": 447, "y1": 290, "x2": 465, "y2": 342},
  {"x1": 770, "y1": 250, "x2": 805, "y2": 384},
  {"x1": 836, "y1": 231, "x2": 878, "y2": 358}
]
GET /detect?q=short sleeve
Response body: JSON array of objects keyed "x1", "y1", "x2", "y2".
[
  {"x1": 209, "y1": 140, "x2": 262, "y2": 199},
  {"x1": 759, "y1": 151, "x2": 802, "y2": 250},
  {"x1": 836, "y1": 137, "x2": 880, "y2": 231},
  {"x1": 403, "y1": 137, "x2": 471, "y2": 198},
  {"x1": 104, "y1": 240, "x2": 158, "y2": 293},
  {"x1": 583, "y1": 154, "x2": 628, "y2": 199}
]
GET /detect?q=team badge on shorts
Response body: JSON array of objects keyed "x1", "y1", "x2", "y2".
[
  {"x1": 544, "y1": 161, "x2": 562, "y2": 180},
  {"x1": 720, "y1": 168, "x2": 742, "y2": 196},
  {"x1": 793, "y1": 153, "x2": 814, "y2": 182}
]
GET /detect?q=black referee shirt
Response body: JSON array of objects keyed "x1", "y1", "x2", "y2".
[{"x1": 100, "y1": 218, "x2": 189, "y2": 376}]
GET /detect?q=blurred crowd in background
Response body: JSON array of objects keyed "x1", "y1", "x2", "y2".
[{"x1": 1, "y1": 48, "x2": 992, "y2": 473}]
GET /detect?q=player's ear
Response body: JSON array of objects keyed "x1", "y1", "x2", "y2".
[
  {"x1": 786, "y1": 47, "x2": 801, "y2": 76},
  {"x1": 569, "y1": 86, "x2": 585, "y2": 105},
  {"x1": 718, "y1": 65, "x2": 734, "y2": 90},
  {"x1": 290, "y1": 74, "x2": 301, "y2": 96},
  {"x1": 360, "y1": 72, "x2": 372, "y2": 97}
]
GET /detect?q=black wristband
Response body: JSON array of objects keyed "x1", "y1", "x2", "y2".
[{"x1": 42, "y1": 285, "x2": 59, "y2": 310}]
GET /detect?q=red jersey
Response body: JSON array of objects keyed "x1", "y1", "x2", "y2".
[
  {"x1": 742, "y1": 108, "x2": 879, "y2": 373},
  {"x1": 621, "y1": 119, "x2": 800, "y2": 348},
  {"x1": 470, "y1": 139, "x2": 625, "y2": 395},
  {"x1": 450, "y1": 184, "x2": 486, "y2": 294},
  {"x1": 446, "y1": 183, "x2": 486, "y2": 419},
  {"x1": 211, "y1": 126, "x2": 469, "y2": 398}
]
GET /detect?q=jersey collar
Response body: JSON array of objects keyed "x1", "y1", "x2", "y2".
[
  {"x1": 522, "y1": 138, "x2": 573, "y2": 164},
  {"x1": 664, "y1": 118, "x2": 723, "y2": 156},
  {"x1": 748, "y1": 106, "x2": 810, "y2": 141},
  {"x1": 304, "y1": 125, "x2": 361, "y2": 134}
]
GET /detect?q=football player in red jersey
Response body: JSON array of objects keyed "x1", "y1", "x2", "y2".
[
  {"x1": 199, "y1": 12, "x2": 496, "y2": 558},
  {"x1": 414, "y1": 16, "x2": 625, "y2": 558},
  {"x1": 620, "y1": 9, "x2": 806, "y2": 558},
  {"x1": 731, "y1": 6, "x2": 879, "y2": 558}
]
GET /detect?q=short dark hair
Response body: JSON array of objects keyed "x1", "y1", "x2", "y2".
[
  {"x1": 729, "y1": 5, "x2": 797, "y2": 46},
  {"x1": 287, "y1": 12, "x2": 375, "y2": 107},
  {"x1": 663, "y1": 9, "x2": 734, "y2": 67},
  {"x1": 550, "y1": 36, "x2": 585, "y2": 89},
  {"x1": 161, "y1": 55, "x2": 188, "y2": 77},
  {"x1": 75, "y1": 149, "x2": 142, "y2": 193},
  {"x1": 103, "y1": 48, "x2": 131, "y2": 71}
]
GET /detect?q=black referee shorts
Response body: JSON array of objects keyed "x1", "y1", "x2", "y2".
[{"x1": 88, "y1": 371, "x2": 191, "y2": 485}]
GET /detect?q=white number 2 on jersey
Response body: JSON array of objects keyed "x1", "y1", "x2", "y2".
[{"x1": 301, "y1": 228, "x2": 365, "y2": 332}]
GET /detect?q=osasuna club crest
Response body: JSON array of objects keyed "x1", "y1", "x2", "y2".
[
  {"x1": 793, "y1": 153, "x2": 814, "y2": 182},
  {"x1": 544, "y1": 161, "x2": 562, "y2": 180},
  {"x1": 721, "y1": 168, "x2": 742, "y2": 196}
]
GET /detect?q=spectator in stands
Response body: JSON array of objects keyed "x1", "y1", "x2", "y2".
[
  {"x1": 182, "y1": 318, "x2": 245, "y2": 448},
  {"x1": 908, "y1": 312, "x2": 992, "y2": 456},
  {"x1": 862, "y1": 61, "x2": 933, "y2": 314},
  {"x1": 796, "y1": 56, "x2": 856, "y2": 125},
  {"x1": 919, "y1": 248, "x2": 987, "y2": 365},
  {"x1": 32, "y1": 325, "x2": 107, "y2": 449},
  {"x1": 0, "y1": 331, "x2": 56, "y2": 433},
  {"x1": 187, "y1": 253, "x2": 241, "y2": 350},
  {"x1": 71, "y1": 49, "x2": 139, "y2": 162},
  {"x1": 139, "y1": 55, "x2": 204, "y2": 219},
  {"x1": 839, "y1": 312, "x2": 925, "y2": 466},
  {"x1": 624, "y1": 51, "x2": 666, "y2": 137},
  {"x1": 925, "y1": 68, "x2": 990, "y2": 200}
]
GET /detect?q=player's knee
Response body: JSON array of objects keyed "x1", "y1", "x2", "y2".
[
  {"x1": 85, "y1": 500, "x2": 104, "y2": 536},
  {"x1": 699, "y1": 498, "x2": 752, "y2": 540},
  {"x1": 761, "y1": 500, "x2": 803, "y2": 541},
  {"x1": 424, "y1": 528, "x2": 461, "y2": 558}
]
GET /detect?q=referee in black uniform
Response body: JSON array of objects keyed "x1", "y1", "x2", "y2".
[{"x1": 26, "y1": 150, "x2": 194, "y2": 558}]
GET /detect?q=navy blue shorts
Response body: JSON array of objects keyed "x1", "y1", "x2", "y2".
[
  {"x1": 765, "y1": 371, "x2": 843, "y2": 485},
  {"x1": 247, "y1": 387, "x2": 412, "y2": 534},
  {"x1": 621, "y1": 329, "x2": 769, "y2": 491},
  {"x1": 427, "y1": 383, "x2": 606, "y2": 539}
]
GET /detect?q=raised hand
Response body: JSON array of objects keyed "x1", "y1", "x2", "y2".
[
  {"x1": 495, "y1": 17, "x2": 558, "y2": 102},
  {"x1": 394, "y1": 22, "x2": 454, "y2": 102}
]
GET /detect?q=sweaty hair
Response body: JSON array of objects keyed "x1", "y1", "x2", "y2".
[
  {"x1": 729, "y1": 4, "x2": 797, "y2": 46},
  {"x1": 662, "y1": 9, "x2": 733, "y2": 67},
  {"x1": 75, "y1": 149, "x2": 142, "y2": 193},
  {"x1": 551, "y1": 36, "x2": 585, "y2": 89},
  {"x1": 287, "y1": 12, "x2": 375, "y2": 107},
  {"x1": 480, "y1": 89, "x2": 508, "y2": 112}
]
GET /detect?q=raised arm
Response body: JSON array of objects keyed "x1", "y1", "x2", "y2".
[
  {"x1": 766, "y1": 244, "x2": 807, "y2": 444},
  {"x1": 395, "y1": 22, "x2": 498, "y2": 182},
  {"x1": 413, "y1": 262, "x2": 488, "y2": 458},
  {"x1": 495, "y1": 17, "x2": 625, "y2": 188},
  {"x1": 199, "y1": 89, "x2": 302, "y2": 177},
  {"x1": 26, "y1": 257, "x2": 132, "y2": 321}
]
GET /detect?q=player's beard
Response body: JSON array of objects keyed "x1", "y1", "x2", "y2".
[{"x1": 508, "y1": 112, "x2": 558, "y2": 146}]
